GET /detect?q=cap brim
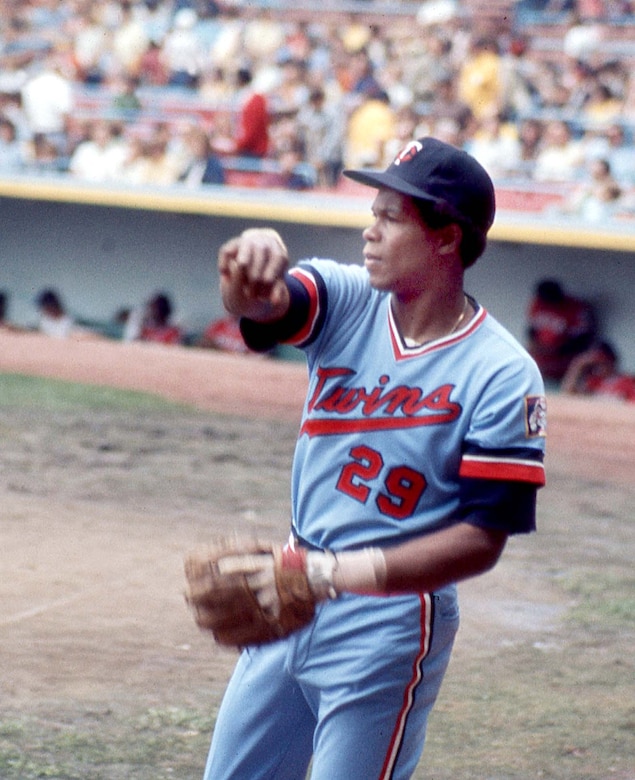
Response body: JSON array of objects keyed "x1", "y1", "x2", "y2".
[{"x1": 343, "y1": 168, "x2": 441, "y2": 206}]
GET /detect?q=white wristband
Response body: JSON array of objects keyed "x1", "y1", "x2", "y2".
[
  {"x1": 306, "y1": 548, "x2": 387, "y2": 599},
  {"x1": 333, "y1": 548, "x2": 387, "y2": 595},
  {"x1": 305, "y1": 550, "x2": 338, "y2": 600}
]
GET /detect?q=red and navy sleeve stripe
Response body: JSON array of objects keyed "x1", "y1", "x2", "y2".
[
  {"x1": 457, "y1": 446, "x2": 545, "y2": 534},
  {"x1": 459, "y1": 445, "x2": 545, "y2": 486},
  {"x1": 283, "y1": 265, "x2": 326, "y2": 347}
]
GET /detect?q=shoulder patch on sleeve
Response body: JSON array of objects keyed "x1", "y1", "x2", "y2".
[{"x1": 525, "y1": 395, "x2": 547, "y2": 438}]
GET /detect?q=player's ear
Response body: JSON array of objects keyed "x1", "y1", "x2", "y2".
[{"x1": 436, "y1": 223, "x2": 462, "y2": 256}]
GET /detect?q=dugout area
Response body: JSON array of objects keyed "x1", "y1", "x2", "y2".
[{"x1": 0, "y1": 178, "x2": 634, "y2": 371}]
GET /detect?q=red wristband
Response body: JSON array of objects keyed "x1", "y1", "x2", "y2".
[{"x1": 280, "y1": 546, "x2": 308, "y2": 571}]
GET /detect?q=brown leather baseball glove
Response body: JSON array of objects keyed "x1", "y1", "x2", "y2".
[{"x1": 183, "y1": 538, "x2": 319, "y2": 647}]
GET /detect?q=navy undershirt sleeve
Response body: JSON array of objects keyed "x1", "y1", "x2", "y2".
[
  {"x1": 456, "y1": 478, "x2": 538, "y2": 534},
  {"x1": 239, "y1": 273, "x2": 312, "y2": 353}
]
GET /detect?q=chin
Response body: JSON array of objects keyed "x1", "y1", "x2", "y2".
[
  {"x1": 368, "y1": 274, "x2": 390, "y2": 292},
  {"x1": 366, "y1": 263, "x2": 387, "y2": 288}
]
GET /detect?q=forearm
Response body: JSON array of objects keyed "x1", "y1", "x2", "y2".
[
  {"x1": 381, "y1": 523, "x2": 507, "y2": 593},
  {"x1": 315, "y1": 523, "x2": 507, "y2": 597},
  {"x1": 560, "y1": 366, "x2": 582, "y2": 394},
  {"x1": 561, "y1": 354, "x2": 593, "y2": 394}
]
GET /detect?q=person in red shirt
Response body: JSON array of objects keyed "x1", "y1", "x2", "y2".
[
  {"x1": 526, "y1": 278, "x2": 596, "y2": 382},
  {"x1": 211, "y1": 68, "x2": 269, "y2": 158},
  {"x1": 562, "y1": 341, "x2": 635, "y2": 403},
  {"x1": 139, "y1": 292, "x2": 182, "y2": 345},
  {"x1": 197, "y1": 313, "x2": 251, "y2": 354}
]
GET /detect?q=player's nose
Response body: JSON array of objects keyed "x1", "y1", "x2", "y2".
[{"x1": 362, "y1": 221, "x2": 380, "y2": 242}]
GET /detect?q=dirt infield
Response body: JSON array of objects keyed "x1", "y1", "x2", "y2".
[{"x1": 0, "y1": 330, "x2": 633, "y2": 779}]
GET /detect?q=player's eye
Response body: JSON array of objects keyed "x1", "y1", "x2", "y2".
[{"x1": 372, "y1": 208, "x2": 398, "y2": 223}]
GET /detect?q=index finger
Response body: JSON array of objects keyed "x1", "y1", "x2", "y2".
[
  {"x1": 217, "y1": 553, "x2": 273, "y2": 577},
  {"x1": 218, "y1": 237, "x2": 242, "y2": 273},
  {"x1": 235, "y1": 234, "x2": 287, "y2": 283}
]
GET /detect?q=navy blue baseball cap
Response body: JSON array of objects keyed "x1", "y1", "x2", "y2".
[{"x1": 343, "y1": 137, "x2": 496, "y2": 239}]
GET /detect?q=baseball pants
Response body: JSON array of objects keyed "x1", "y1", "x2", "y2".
[{"x1": 202, "y1": 585, "x2": 459, "y2": 780}]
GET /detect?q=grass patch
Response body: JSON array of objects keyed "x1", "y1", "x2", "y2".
[
  {"x1": 0, "y1": 373, "x2": 192, "y2": 414},
  {"x1": 557, "y1": 571, "x2": 635, "y2": 630},
  {"x1": 0, "y1": 707, "x2": 215, "y2": 780},
  {"x1": 422, "y1": 562, "x2": 635, "y2": 780},
  {"x1": 423, "y1": 641, "x2": 635, "y2": 780}
]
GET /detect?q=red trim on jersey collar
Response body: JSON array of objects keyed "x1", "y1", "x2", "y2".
[{"x1": 388, "y1": 303, "x2": 486, "y2": 361}]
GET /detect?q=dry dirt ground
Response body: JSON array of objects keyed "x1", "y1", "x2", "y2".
[{"x1": 0, "y1": 330, "x2": 633, "y2": 779}]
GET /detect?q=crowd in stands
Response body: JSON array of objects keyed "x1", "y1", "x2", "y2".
[{"x1": 0, "y1": 0, "x2": 635, "y2": 220}]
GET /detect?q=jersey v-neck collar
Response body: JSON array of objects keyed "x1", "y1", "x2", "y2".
[{"x1": 387, "y1": 298, "x2": 486, "y2": 361}]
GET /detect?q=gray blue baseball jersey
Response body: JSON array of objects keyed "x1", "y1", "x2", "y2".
[
  {"x1": 281, "y1": 259, "x2": 546, "y2": 551},
  {"x1": 205, "y1": 258, "x2": 546, "y2": 780}
]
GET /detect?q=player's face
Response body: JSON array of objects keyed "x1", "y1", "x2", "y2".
[{"x1": 362, "y1": 189, "x2": 443, "y2": 300}]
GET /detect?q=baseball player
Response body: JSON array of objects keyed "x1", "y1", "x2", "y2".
[{"x1": 189, "y1": 137, "x2": 547, "y2": 779}]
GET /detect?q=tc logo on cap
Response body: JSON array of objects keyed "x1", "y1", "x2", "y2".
[{"x1": 394, "y1": 141, "x2": 423, "y2": 166}]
